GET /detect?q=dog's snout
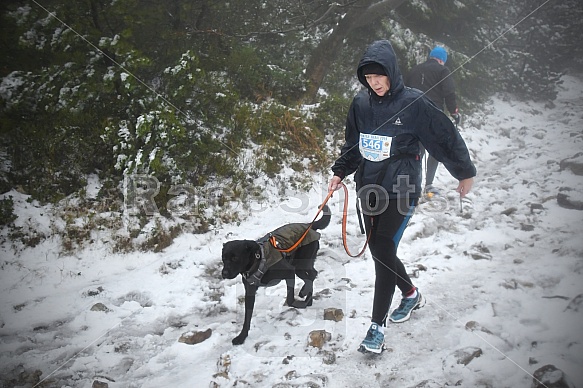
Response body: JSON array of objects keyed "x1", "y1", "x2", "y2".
[{"x1": 221, "y1": 267, "x2": 232, "y2": 279}]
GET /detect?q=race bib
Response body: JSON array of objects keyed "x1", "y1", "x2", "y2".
[{"x1": 359, "y1": 133, "x2": 392, "y2": 161}]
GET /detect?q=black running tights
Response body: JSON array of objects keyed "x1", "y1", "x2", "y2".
[{"x1": 363, "y1": 197, "x2": 417, "y2": 326}]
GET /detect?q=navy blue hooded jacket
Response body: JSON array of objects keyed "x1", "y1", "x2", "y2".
[
  {"x1": 405, "y1": 57, "x2": 457, "y2": 115},
  {"x1": 331, "y1": 40, "x2": 476, "y2": 198}
]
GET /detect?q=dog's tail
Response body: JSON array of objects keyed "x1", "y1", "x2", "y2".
[{"x1": 311, "y1": 204, "x2": 331, "y2": 230}]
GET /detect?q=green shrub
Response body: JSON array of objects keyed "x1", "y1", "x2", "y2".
[
  {"x1": 311, "y1": 94, "x2": 350, "y2": 140},
  {"x1": 0, "y1": 197, "x2": 17, "y2": 226}
]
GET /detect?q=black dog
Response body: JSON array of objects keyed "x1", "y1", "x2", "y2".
[{"x1": 221, "y1": 205, "x2": 331, "y2": 345}]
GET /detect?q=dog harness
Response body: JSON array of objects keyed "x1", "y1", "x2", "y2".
[{"x1": 243, "y1": 223, "x2": 320, "y2": 286}]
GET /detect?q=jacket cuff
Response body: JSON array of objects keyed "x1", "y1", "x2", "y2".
[
  {"x1": 332, "y1": 170, "x2": 345, "y2": 180},
  {"x1": 456, "y1": 166, "x2": 477, "y2": 181}
]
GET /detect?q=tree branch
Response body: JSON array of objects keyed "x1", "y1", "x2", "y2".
[{"x1": 352, "y1": 0, "x2": 408, "y2": 29}]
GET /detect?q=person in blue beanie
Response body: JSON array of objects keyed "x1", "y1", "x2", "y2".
[{"x1": 405, "y1": 46, "x2": 461, "y2": 197}]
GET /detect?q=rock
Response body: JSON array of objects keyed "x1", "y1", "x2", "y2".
[
  {"x1": 501, "y1": 207, "x2": 518, "y2": 216},
  {"x1": 90, "y1": 303, "x2": 111, "y2": 312},
  {"x1": 412, "y1": 380, "x2": 444, "y2": 388},
  {"x1": 323, "y1": 308, "x2": 344, "y2": 322},
  {"x1": 314, "y1": 288, "x2": 332, "y2": 300},
  {"x1": 442, "y1": 346, "x2": 483, "y2": 385},
  {"x1": 464, "y1": 243, "x2": 492, "y2": 260},
  {"x1": 110, "y1": 357, "x2": 133, "y2": 375},
  {"x1": 501, "y1": 279, "x2": 535, "y2": 290},
  {"x1": 274, "y1": 373, "x2": 328, "y2": 387},
  {"x1": 282, "y1": 355, "x2": 294, "y2": 364},
  {"x1": 84, "y1": 286, "x2": 104, "y2": 297},
  {"x1": 321, "y1": 350, "x2": 336, "y2": 365},
  {"x1": 308, "y1": 330, "x2": 331, "y2": 348},
  {"x1": 2, "y1": 366, "x2": 42, "y2": 387},
  {"x1": 532, "y1": 364, "x2": 576, "y2": 388},
  {"x1": 254, "y1": 341, "x2": 270, "y2": 352},
  {"x1": 408, "y1": 268, "x2": 420, "y2": 278},
  {"x1": 115, "y1": 291, "x2": 153, "y2": 307},
  {"x1": 530, "y1": 203, "x2": 544, "y2": 213},
  {"x1": 178, "y1": 328, "x2": 212, "y2": 345},
  {"x1": 465, "y1": 321, "x2": 493, "y2": 335},
  {"x1": 559, "y1": 153, "x2": 583, "y2": 176},
  {"x1": 213, "y1": 353, "x2": 231, "y2": 379},
  {"x1": 453, "y1": 347, "x2": 483, "y2": 366},
  {"x1": 557, "y1": 187, "x2": 583, "y2": 210},
  {"x1": 500, "y1": 279, "x2": 518, "y2": 289},
  {"x1": 565, "y1": 294, "x2": 583, "y2": 312},
  {"x1": 92, "y1": 381, "x2": 109, "y2": 388}
]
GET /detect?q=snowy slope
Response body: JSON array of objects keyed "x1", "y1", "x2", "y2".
[{"x1": 1, "y1": 75, "x2": 582, "y2": 388}]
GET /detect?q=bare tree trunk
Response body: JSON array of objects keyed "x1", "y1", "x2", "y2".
[
  {"x1": 303, "y1": 0, "x2": 408, "y2": 103},
  {"x1": 89, "y1": 0, "x2": 102, "y2": 32}
]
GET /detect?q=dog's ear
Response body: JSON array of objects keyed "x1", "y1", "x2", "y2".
[{"x1": 245, "y1": 241, "x2": 260, "y2": 256}]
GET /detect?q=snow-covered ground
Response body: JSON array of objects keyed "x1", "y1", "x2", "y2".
[{"x1": 1, "y1": 74, "x2": 582, "y2": 388}]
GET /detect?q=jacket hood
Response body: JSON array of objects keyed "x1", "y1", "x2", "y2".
[{"x1": 357, "y1": 40, "x2": 404, "y2": 97}]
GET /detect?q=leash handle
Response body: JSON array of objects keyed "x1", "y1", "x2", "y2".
[{"x1": 339, "y1": 183, "x2": 371, "y2": 258}]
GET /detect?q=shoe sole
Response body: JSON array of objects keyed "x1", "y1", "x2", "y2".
[
  {"x1": 388, "y1": 294, "x2": 426, "y2": 323},
  {"x1": 358, "y1": 343, "x2": 385, "y2": 354}
]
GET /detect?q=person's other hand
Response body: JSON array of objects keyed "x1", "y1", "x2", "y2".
[
  {"x1": 456, "y1": 177, "x2": 473, "y2": 198},
  {"x1": 328, "y1": 175, "x2": 343, "y2": 192},
  {"x1": 452, "y1": 113, "x2": 461, "y2": 125}
]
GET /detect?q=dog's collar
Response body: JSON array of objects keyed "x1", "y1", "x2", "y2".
[{"x1": 243, "y1": 242, "x2": 268, "y2": 286}]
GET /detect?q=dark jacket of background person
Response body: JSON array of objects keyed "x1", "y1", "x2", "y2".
[{"x1": 405, "y1": 57, "x2": 457, "y2": 115}]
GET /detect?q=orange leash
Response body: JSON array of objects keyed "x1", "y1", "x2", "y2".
[
  {"x1": 338, "y1": 182, "x2": 371, "y2": 258},
  {"x1": 270, "y1": 183, "x2": 370, "y2": 258},
  {"x1": 270, "y1": 189, "x2": 335, "y2": 253}
]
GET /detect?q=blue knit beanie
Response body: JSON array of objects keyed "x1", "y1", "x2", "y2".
[{"x1": 429, "y1": 46, "x2": 447, "y2": 63}]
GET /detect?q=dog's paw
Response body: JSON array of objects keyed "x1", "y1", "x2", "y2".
[
  {"x1": 299, "y1": 285, "x2": 313, "y2": 298},
  {"x1": 290, "y1": 293, "x2": 313, "y2": 309},
  {"x1": 232, "y1": 334, "x2": 247, "y2": 345}
]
